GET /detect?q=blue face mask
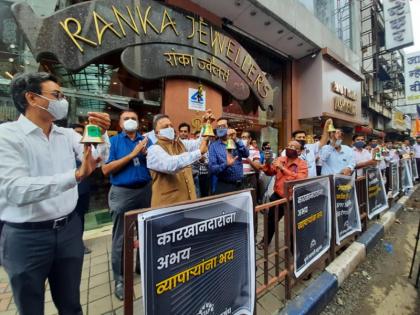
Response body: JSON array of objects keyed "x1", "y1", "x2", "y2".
[
  {"x1": 371, "y1": 143, "x2": 378, "y2": 148},
  {"x1": 354, "y1": 141, "x2": 365, "y2": 149},
  {"x1": 216, "y1": 128, "x2": 228, "y2": 138}
]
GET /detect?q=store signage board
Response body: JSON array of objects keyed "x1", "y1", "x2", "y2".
[
  {"x1": 383, "y1": 0, "x2": 413, "y2": 51},
  {"x1": 12, "y1": 0, "x2": 273, "y2": 110},
  {"x1": 138, "y1": 191, "x2": 255, "y2": 315},
  {"x1": 404, "y1": 51, "x2": 420, "y2": 105}
]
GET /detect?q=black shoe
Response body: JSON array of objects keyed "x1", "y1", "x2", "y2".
[
  {"x1": 115, "y1": 280, "x2": 124, "y2": 301},
  {"x1": 84, "y1": 246, "x2": 92, "y2": 254}
]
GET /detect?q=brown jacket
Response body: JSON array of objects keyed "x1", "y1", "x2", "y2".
[{"x1": 150, "y1": 138, "x2": 196, "y2": 207}]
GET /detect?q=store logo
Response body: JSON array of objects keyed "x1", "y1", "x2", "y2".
[
  {"x1": 197, "y1": 302, "x2": 214, "y2": 315},
  {"x1": 190, "y1": 90, "x2": 204, "y2": 104},
  {"x1": 310, "y1": 239, "x2": 317, "y2": 249}
]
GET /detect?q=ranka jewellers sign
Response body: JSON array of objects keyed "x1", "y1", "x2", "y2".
[{"x1": 12, "y1": 0, "x2": 273, "y2": 109}]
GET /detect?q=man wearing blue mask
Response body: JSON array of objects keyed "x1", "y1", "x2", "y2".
[
  {"x1": 352, "y1": 134, "x2": 377, "y2": 177},
  {"x1": 209, "y1": 118, "x2": 249, "y2": 194},
  {"x1": 147, "y1": 112, "x2": 211, "y2": 207},
  {"x1": 0, "y1": 72, "x2": 110, "y2": 315},
  {"x1": 101, "y1": 110, "x2": 151, "y2": 300}
]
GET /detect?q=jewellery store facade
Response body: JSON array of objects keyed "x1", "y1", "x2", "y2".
[{"x1": 3, "y1": 0, "x2": 288, "y2": 228}]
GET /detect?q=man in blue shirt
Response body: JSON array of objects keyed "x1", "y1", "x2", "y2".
[
  {"x1": 209, "y1": 118, "x2": 249, "y2": 194},
  {"x1": 320, "y1": 127, "x2": 356, "y2": 176},
  {"x1": 102, "y1": 110, "x2": 151, "y2": 301}
]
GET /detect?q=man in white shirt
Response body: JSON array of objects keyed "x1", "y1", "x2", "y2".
[
  {"x1": 414, "y1": 136, "x2": 420, "y2": 177},
  {"x1": 352, "y1": 135, "x2": 377, "y2": 177},
  {"x1": 241, "y1": 132, "x2": 261, "y2": 199},
  {"x1": 0, "y1": 72, "x2": 110, "y2": 315},
  {"x1": 147, "y1": 113, "x2": 210, "y2": 207}
]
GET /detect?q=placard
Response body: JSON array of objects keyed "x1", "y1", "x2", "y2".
[
  {"x1": 293, "y1": 177, "x2": 331, "y2": 278},
  {"x1": 411, "y1": 158, "x2": 419, "y2": 179},
  {"x1": 390, "y1": 161, "x2": 400, "y2": 198},
  {"x1": 334, "y1": 175, "x2": 361, "y2": 245},
  {"x1": 188, "y1": 88, "x2": 206, "y2": 111},
  {"x1": 366, "y1": 167, "x2": 388, "y2": 219},
  {"x1": 401, "y1": 159, "x2": 414, "y2": 190},
  {"x1": 138, "y1": 191, "x2": 255, "y2": 315}
]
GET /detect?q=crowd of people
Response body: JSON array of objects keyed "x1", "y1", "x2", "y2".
[{"x1": 1, "y1": 72, "x2": 420, "y2": 314}]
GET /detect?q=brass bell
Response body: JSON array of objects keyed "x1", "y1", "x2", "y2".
[
  {"x1": 80, "y1": 124, "x2": 104, "y2": 144},
  {"x1": 374, "y1": 151, "x2": 382, "y2": 161},
  {"x1": 226, "y1": 138, "x2": 236, "y2": 150},
  {"x1": 327, "y1": 121, "x2": 336, "y2": 133},
  {"x1": 202, "y1": 123, "x2": 215, "y2": 137}
]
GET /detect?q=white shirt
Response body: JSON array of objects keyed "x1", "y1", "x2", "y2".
[
  {"x1": 147, "y1": 138, "x2": 202, "y2": 174},
  {"x1": 0, "y1": 115, "x2": 110, "y2": 223},
  {"x1": 242, "y1": 145, "x2": 260, "y2": 174},
  {"x1": 414, "y1": 144, "x2": 420, "y2": 158},
  {"x1": 353, "y1": 148, "x2": 372, "y2": 177}
]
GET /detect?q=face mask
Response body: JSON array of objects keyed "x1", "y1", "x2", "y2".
[
  {"x1": 297, "y1": 140, "x2": 306, "y2": 148},
  {"x1": 371, "y1": 143, "x2": 378, "y2": 148},
  {"x1": 159, "y1": 127, "x2": 175, "y2": 140},
  {"x1": 285, "y1": 148, "x2": 298, "y2": 159},
  {"x1": 216, "y1": 128, "x2": 228, "y2": 138},
  {"x1": 354, "y1": 141, "x2": 365, "y2": 149},
  {"x1": 241, "y1": 139, "x2": 248, "y2": 147},
  {"x1": 335, "y1": 139, "x2": 343, "y2": 147},
  {"x1": 35, "y1": 94, "x2": 68, "y2": 121},
  {"x1": 123, "y1": 119, "x2": 138, "y2": 132}
]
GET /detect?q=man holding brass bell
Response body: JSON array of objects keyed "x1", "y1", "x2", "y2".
[
  {"x1": 147, "y1": 110, "x2": 213, "y2": 207},
  {"x1": 102, "y1": 110, "x2": 151, "y2": 300},
  {"x1": 209, "y1": 118, "x2": 249, "y2": 194},
  {"x1": 0, "y1": 72, "x2": 110, "y2": 315}
]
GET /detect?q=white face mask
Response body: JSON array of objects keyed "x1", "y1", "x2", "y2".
[
  {"x1": 35, "y1": 94, "x2": 68, "y2": 121},
  {"x1": 241, "y1": 139, "x2": 248, "y2": 147},
  {"x1": 159, "y1": 127, "x2": 175, "y2": 140},
  {"x1": 123, "y1": 119, "x2": 138, "y2": 132},
  {"x1": 335, "y1": 139, "x2": 343, "y2": 146}
]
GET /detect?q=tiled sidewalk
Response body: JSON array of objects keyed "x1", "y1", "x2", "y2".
[{"x1": 0, "y1": 216, "x2": 307, "y2": 315}]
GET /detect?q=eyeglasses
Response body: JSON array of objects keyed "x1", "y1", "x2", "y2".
[{"x1": 40, "y1": 90, "x2": 66, "y2": 100}]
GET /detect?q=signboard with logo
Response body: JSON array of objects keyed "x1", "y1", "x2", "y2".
[
  {"x1": 390, "y1": 161, "x2": 400, "y2": 198},
  {"x1": 138, "y1": 191, "x2": 255, "y2": 315},
  {"x1": 188, "y1": 88, "x2": 206, "y2": 111},
  {"x1": 401, "y1": 159, "x2": 414, "y2": 190},
  {"x1": 405, "y1": 51, "x2": 420, "y2": 105},
  {"x1": 383, "y1": 0, "x2": 414, "y2": 50},
  {"x1": 366, "y1": 167, "x2": 388, "y2": 219},
  {"x1": 12, "y1": 0, "x2": 273, "y2": 110},
  {"x1": 293, "y1": 177, "x2": 331, "y2": 278},
  {"x1": 334, "y1": 175, "x2": 361, "y2": 245}
]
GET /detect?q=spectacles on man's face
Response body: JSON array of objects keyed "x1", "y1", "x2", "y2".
[{"x1": 40, "y1": 90, "x2": 66, "y2": 100}]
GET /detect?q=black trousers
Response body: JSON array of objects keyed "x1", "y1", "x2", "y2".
[
  {"x1": 417, "y1": 158, "x2": 420, "y2": 180},
  {"x1": 198, "y1": 174, "x2": 210, "y2": 198},
  {"x1": 214, "y1": 180, "x2": 243, "y2": 195},
  {"x1": 266, "y1": 192, "x2": 286, "y2": 245},
  {"x1": 74, "y1": 192, "x2": 90, "y2": 232},
  {"x1": 109, "y1": 184, "x2": 151, "y2": 282},
  {"x1": 1, "y1": 216, "x2": 84, "y2": 315}
]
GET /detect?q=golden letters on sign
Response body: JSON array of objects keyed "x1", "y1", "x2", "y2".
[{"x1": 331, "y1": 81, "x2": 357, "y2": 116}]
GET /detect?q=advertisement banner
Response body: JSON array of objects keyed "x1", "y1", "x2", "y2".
[
  {"x1": 390, "y1": 161, "x2": 400, "y2": 198},
  {"x1": 404, "y1": 51, "x2": 420, "y2": 105},
  {"x1": 138, "y1": 191, "x2": 255, "y2": 315},
  {"x1": 411, "y1": 158, "x2": 419, "y2": 179},
  {"x1": 366, "y1": 167, "x2": 388, "y2": 219},
  {"x1": 334, "y1": 175, "x2": 361, "y2": 245},
  {"x1": 293, "y1": 177, "x2": 331, "y2": 278},
  {"x1": 383, "y1": 0, "x2": 413, "y2": 51},
  {"x1": 401, "y1": 159, "x2": 414, "y2": 190}
]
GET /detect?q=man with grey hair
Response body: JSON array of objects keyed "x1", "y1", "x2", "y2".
[
  {"x1": 0, "y1": 72, "x2": 111, "y2": 315},
  {"x1": 147, "y1": 112, "x2": 211, "y2": 207}
]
